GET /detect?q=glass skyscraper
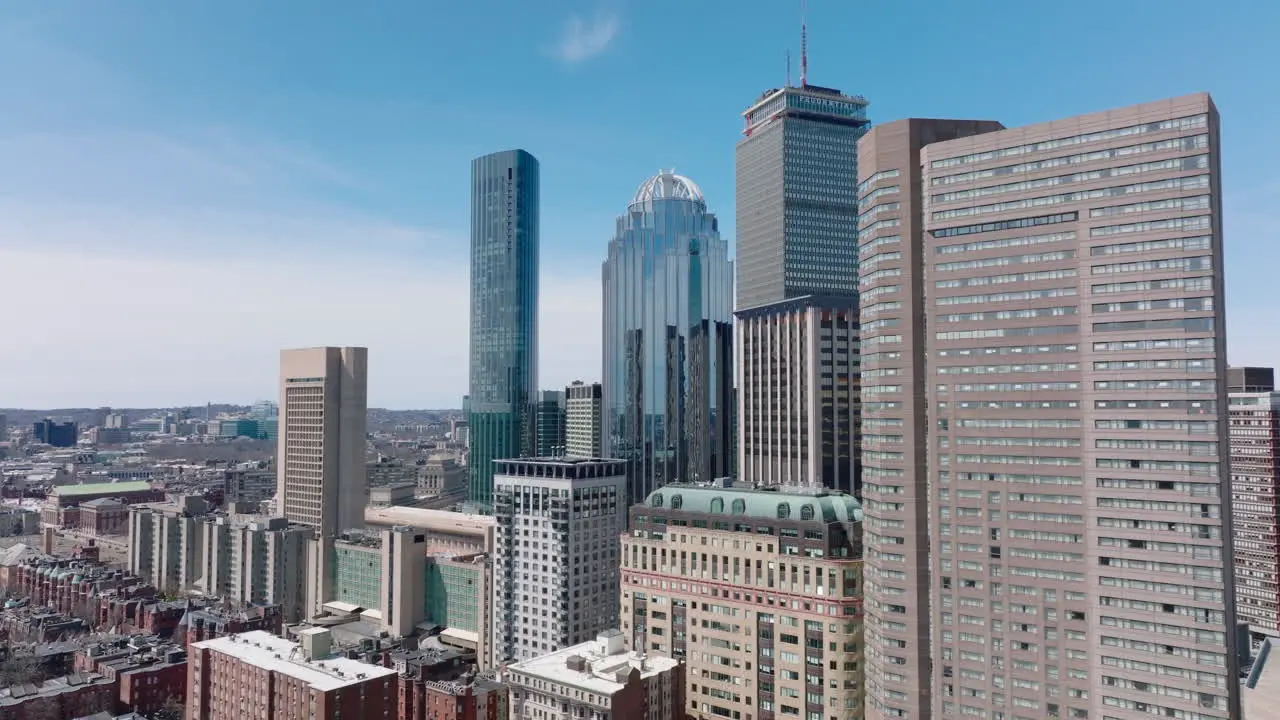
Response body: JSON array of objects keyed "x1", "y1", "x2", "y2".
[
  {"x1": 735, "y1": 83, "x2": 871, "y2": 309},
  {"x1": 468, "y1": 149, "x2": 539, "y2": 510},
  {"x1": 602, "y1": 171, "x2": 733, "y2": 504}
]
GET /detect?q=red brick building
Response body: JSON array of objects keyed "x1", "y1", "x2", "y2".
[
  {"x1": 0, "y1": 672, "x2": 115, "y2": 720},
  {"x1": 399, "y1": 672, "x2": 506, "y2": 720},
  {"x1": 188, "y1": 629, "x2": 396, "y2": 720},
  {"x1": 2, "y1": 556, "x2": 154, "y2": 624},
  {"x1": 76, "y1": 635, "x2": 188, "y2": 716},
  {"x1": 77, "y1": 498, "x2": 129, "y2": 536},
  {"x1": 180, "y1": 604, "x2": 283, "y2": 647}
]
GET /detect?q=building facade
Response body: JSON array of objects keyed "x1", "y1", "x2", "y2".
[
  {"x1": 602, "y1": 171, "x2": 733, "y2": 503},
  {"x1": 506, "y1": 630, "x2": 684, "y2": 720},
  {"x1": 536, "y1": 390, "x2": 567, "y2": 456},
  {"x1": 1229, "y1": 368, "x2": 1280, "y2": 639},
  {"x1": 197, "y1": 515, "x2": 311, "y2": 622},
  {"x1": 469, "y1": 149, "x2": 540, "y2": 510},
  {"x1": 735, "y1": 83, "x2": 871, "y2": 310},
  {"x1": 128, "y1": 496, "x2": 210, "y2": 596},
  {"x1": 276, "y1": 346, "x2": 368, "y2": 536},
  {"x1": 564, "y1": 381, "x2": 603, "y2": 458},
  {"x1": 187, "y1": 629, "x2": 397, "y2": 720},
  {"x1": 856, "y1": 117, "x2": 1005, "y2": 720},
  {"x1": 276, "y1": 346, "x2": 367, "y2": 615},
  {"x1": 620, "y1": 482, "x2": 864, "y2": 720},
  {"x1": 492, "y1": 458, "x2": 627, "y2": 662},
  {"x1": 859, "y1": 94, "x2": 1239, "y2": 720},
  {"x1": 32, "y1": 419, "x2": 78, "y2": 447},
  {"x1": 736, "y1": 295, "x2": 860, "y2": 494}
]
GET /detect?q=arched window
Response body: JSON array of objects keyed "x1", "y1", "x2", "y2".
[
  {"x1": 651, "y1": 493, "x2": 664, "y2": 508},
  {"x1": 801, "y1": 504, "x2": 815, "y2": 521},
  {"x1": 777, "y1": 502, "x2": 791, "y2": 520},
  {"x1": 731, "y1": 498, "x2": 746, "y2": 515},
  {"x1": 671, "y1": 494, "x2": 683, "y2": 510},
  {"x1": 710, "y1": 497, "x2": 724, "y2": 514}
]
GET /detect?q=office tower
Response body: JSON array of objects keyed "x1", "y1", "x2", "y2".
[
  {"x1": 620, "y1": 482, "x2": 865, "y2": 720},
  {"x1": 276, "y1": 347, "x2": 368, "y2": 535},
  {"x1": 1230, "y1": 366, "x2": 1275, "y2": 393},
  {"x1": 1229, "y1": 367, "x2": 1280, "y2": 639},
  {"x1": 535, "y1": 389, "x2": 567, "y2": 456},
  {"x1": 491, "y1": 458, "x2": 627, "y2": 662},
  {"x1": 188, "y1": 629, "x2": 397, "y2": 719},
  {"x1": 32, "y1": 418, "x2": 77, "y2": 447},
  {"x1": 860, "y1": 94, "x2": 1239, "y2": 720},
  {"x1": 469, "y1": 150, "x2": 540, "y2": 510},
  {"x1": 602, "y1": 171, "x2": 733, "y2": 502},
  {"x1": 565, "y1": 380, "x2": 603, "y2": 457},
  {"x1": 0, "y1": 413, "x2": 6, "y2": 439},
  {"x1": 506, "y1": 630, "x2": 685, "y2": 720},
  {"x1": 735, "y1": 82, "x2": 870, "y2": 309},
  {"x1": 277, "y1": 346, "x2": 367, "y2": 618},
  {"x1": 858, "y1": 117, "x2": 1005, "y2": 720},
  {"x1": 736, "y1": 296, "x2": 861, "y2": 494}
]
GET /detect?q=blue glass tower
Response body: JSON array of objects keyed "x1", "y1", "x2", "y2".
[
  {"x1": 602, "y1": 172, "x2": 734, "y2": 504},
  {"x1": 468, "y1": 150, "x2": 539, "y2": 510}
]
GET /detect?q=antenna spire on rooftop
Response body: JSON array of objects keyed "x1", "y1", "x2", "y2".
[{"x1": 800, "y1": 0, "x2": 808, "y2": 87}]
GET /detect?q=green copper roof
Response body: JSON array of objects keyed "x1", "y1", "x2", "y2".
[
  {"x1": 52, "y1": 481, "x2": 153, "y2": 497},
  {"x1": 641, "y1": 483, "x2": 862, "y2": 524}
]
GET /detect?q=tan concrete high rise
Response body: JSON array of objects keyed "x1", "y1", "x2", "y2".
[
  {"x1": 277, "y1": 346, "x2": 368, "y2": 617},
  {"x1": 859, "y1": 94, "x2": 1240, "y2": 720},
  {"x1": 276, "y1": 347, "x2": 368, "y2": 535}
]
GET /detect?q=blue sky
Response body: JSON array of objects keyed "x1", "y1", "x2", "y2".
[{"x1": 1, "y1": 0, "x2": 1277, "y2": 408}]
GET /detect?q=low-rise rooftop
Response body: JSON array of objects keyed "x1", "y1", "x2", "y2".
[
  {"x1": 52, "y1": 481, "x2": 153, "y2": 497},
  {"x1": 193, "y1": 630, "x2": 396, "y2": 692},
  {"x1": 506, "y1": 630, "x2": 678, "y2": 696}
]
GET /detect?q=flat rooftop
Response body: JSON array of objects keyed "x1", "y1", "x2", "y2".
[
  {"x1": 507, "y1": 631, "x2": 678, "y2": 696},
  {"x1": 52, "y1": 481, "x2": 153, "y2": 496},
  {"x1": 363, "y1": 505, "x2": 494, "y2": 534},
  {"x1": 193, "y1": 630, "x2": 396, "y2": 692}
]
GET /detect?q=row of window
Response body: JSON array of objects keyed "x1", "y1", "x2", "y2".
[
  {"x1": 931, "y1": 173, "x2": 1208, "y2": 222},
  {"x1": 928, "y1": 114, "x2": 1207, "y2": 169},
  {"x1": 929, "y1": 133, "x2": 1208, "y2": 188}
]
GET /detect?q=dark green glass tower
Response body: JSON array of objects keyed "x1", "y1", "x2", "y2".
[{"x1": 468, "y1": 150, "x2": 539, "y2": 510}]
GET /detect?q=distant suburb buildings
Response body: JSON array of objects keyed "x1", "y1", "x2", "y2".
[
  {"x1": 602, "y1": 171, "x2": 733, "y2": 502},
  {"x1": 858, "y1": 93, "x2": 1239, "y2": 720},
  {"x1": 469, "y1": 149, "x2": 540, "y2": 510}
]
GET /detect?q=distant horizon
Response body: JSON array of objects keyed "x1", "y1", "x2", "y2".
[
  {"x1": 1, "y1": 1, "x2": 1278, "y2": 405},
  {"x1": 0, "y1": 403, "x2": 467, "y2": 414}
]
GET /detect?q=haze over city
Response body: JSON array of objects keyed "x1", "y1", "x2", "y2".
[{"x1": 1, "y1": 0, "x2": 1278, "y2": 409}]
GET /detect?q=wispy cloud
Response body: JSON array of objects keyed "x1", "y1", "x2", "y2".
[{"x1": 549, "y1": 11, "x2": 620, "y2": 64}]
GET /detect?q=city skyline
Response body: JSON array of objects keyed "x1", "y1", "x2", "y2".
[{"x1": 1, "y1": 1, "x2": 1279, "y2": 409}]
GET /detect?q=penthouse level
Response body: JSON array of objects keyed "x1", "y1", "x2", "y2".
[{"x1": 492, "y1": 457, "x2": 628, "y2": 479}]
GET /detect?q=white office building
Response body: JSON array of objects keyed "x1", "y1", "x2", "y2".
[{"x1": 492, "y1": 458, "x2": 627, "y2": 662}]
